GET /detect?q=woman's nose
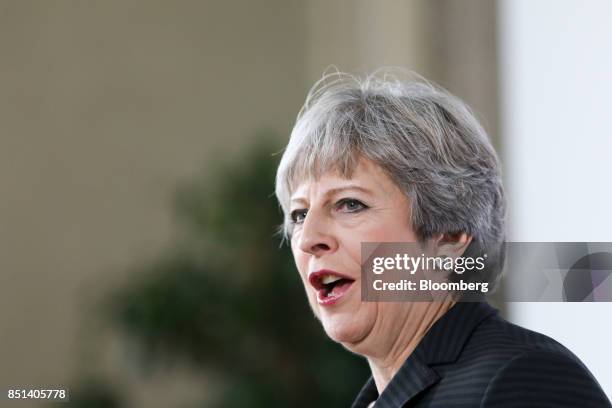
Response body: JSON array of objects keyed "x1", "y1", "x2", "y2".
[{"x1": 297, "y1": 210, "x2": 338, "y2": 257}]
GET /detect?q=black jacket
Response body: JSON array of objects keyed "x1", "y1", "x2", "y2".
[{"x1": 351, "y1": 301, "x2": 611, "y2": 407}]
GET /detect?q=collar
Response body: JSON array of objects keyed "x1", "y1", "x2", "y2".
[{"x1": 351, "y1": 301, "x2": 498, "y2": 408}]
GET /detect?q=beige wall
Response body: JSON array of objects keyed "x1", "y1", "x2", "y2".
[
  {"x1": 305, "y1": 0, "x2": 432, "y2": 82},
  {"x1": 0, "y1": 1, "x2": 307, "y2": 405},
  {"x1": 0, "y1": 1, "x2": 497, "y2": 406}
]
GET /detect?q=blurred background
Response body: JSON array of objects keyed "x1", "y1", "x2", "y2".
[{"x1": 1, "y1": 0, "x2": 610, "y2": 406}]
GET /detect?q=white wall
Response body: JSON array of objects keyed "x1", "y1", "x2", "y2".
[{"x1": 499, "y1": 0, "x2": 612, "y2": 396}]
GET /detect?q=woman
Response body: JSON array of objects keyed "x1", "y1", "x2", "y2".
[{"x1": 274, "y1": 70, "x2": 611, "y2": 407}]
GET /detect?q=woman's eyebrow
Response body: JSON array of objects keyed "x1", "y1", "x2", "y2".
[
  {"x1": 325, "y1": 185, "x2": 373, "y2": 197},
  {"x1": 290, "y1": 184, "x2": 374, "y2": 206},
  {"x1": 290, "y1": 197, "x2": 308, "y2": 205},
  {"x1": 291, "y1": 184, "x2": 373, "y2": 203}
]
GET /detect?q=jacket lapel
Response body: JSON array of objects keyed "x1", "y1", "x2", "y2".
[{"x1": 373, "y1": 349, "x2": 440, "y2": 407}]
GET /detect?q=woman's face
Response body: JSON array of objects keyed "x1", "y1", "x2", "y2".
[{"x1": 289, "y1": 158, "x2": 422, "y2": 351}]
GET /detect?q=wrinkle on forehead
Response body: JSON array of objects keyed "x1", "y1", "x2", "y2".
[
  {"x1": 290, "y1": 158, "x2": 402, "y2": 205},
  {"x1": 285, "y1": 147, "x2": 363, "y2": 200}
]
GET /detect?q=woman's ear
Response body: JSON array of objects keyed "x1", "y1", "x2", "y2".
[{"x1": 432, "y1": 232, "x2": 473, "y2": 258}]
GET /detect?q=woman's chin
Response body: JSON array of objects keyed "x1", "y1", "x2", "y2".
[{"x1": 320, "y1": 313, "x2": 371, "y2": 345}]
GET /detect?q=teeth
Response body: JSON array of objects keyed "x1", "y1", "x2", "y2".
[{"x1": 321, "y1": 274, "x2": 343, "y2": 285}]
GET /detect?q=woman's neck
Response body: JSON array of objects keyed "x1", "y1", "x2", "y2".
[{"x1": 366, "y1": 298, "x2": 456, "y2": 394}]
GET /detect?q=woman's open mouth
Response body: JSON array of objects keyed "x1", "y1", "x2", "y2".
[{"x1": 308, "y1": 270, "x2": 355, "y2": 306}]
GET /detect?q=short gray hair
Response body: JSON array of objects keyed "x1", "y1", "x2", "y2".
[{"x1": 274, "y1": 69, "x2": 506, "y2": 287}]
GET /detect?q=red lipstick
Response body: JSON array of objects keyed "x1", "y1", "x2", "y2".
[{"x1": 308, "y1": 269, "x2": 355, "y2": 306}]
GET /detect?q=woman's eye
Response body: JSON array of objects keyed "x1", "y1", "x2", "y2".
[
  {"x1": 337, "y1": 198, "x2": 367, "y2": 212},
  {"x1": 290, "y1": 209, "x2": 308, "y2": 224}
]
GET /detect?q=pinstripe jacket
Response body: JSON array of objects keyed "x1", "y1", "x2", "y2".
[{"x1": 351, "y1": 301, "x2": 611, "y2": 408}]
